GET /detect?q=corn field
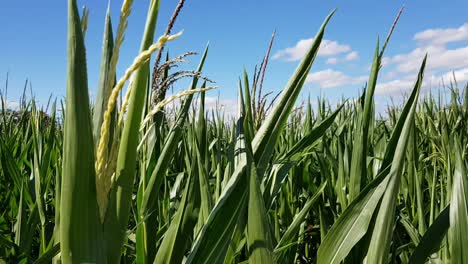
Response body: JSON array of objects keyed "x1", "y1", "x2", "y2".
[{"x1": 1, "y1": 0, "x2": 468, "y2": 263}]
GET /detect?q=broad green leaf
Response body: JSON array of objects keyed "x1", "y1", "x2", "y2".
[
  {"x1": 34, "y1": 244, "x2": 61, "y2": 264},
  {"x1": 247, "y1": 154, "x2": 275, "y2": 263},
  {"x1": 317, "y1": 56, "x2": 427, "y2": 264},
  {"x1": 252, "y1": 10, "x2": 336, "y2": 179},
  {"x1": 409, "y1": 206, "x2": 449, "y2": 264},
  {"x1": 61, "y1": 0, "x2": 105, "y2": 262},
  {"x1": 140, "y1": 46, "x2": 208, "y2": 216},
  {"x1": 263, "y1": 104, "x2": 343, "y2": 207},
  {"x1": 196, "y1": 82, "x2": 213, "y2": 228},
  {"x1": 348, "y1": 40, "x2": 379, "y2": 202},
  {"x1": 186, "y1": 11, "x2": 335, "y2": 263},
  {"x1": 364, "y1": 56, "x2": 426, "y2": 264},
  {"x1": 275, "y1": 181, "x2": 326, "y2": 261},
  {"x1": 449, "y1": 138, "x2": 468, "y2": 264},
  {"x1": 93, "y1": 6, "x2": 115, "y2": 147},
  {"x1": 103, "y1": 1, "x2": 160, "y2": 262},
  {"x1": 317, "y1": 166, "x2": 391, "y2": 264},
  {"x1": 154, "y1": 151, "x2": 201, "y2": 264}
]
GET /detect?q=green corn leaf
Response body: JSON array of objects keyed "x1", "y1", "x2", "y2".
[
  {"x1": 93, "y1": 6, "x2": 115, "y2": 147},
  {"x1": 153, "y1": 150, "x2": 201, "y2": 264},
  {"x1": 34, "y1": 243, "x2": 61, "y2": 264},
  {"x1": 348, "y1": 40, "x2": 380, "y2": 202},
  {"x1": 223, "y1": 85, "x2": 249, "y2": 264},
  {"x1": 282, "y1": 103, "x2": 344, "y2": 161},
  {"x1": 186, "y1": 164, "x2": 249, "y2": 264},
  {"x1": 263, "y1": 162, "x2": 295, "y2": 209},
  {"x1": 186, "y1": 11, "x2": 335, "y2": 263},
  {"x1": 463, "y1": 83, "x2": 468, "y2": 113},
  {"x1": 103, "y1": 1, "x2": 160, "y2": 262},
  {"x1": 400, "y1": 216, "x2": 421, "y2": 245},
  {"x1": 275, "y1": 181, "x2": 326, "y2": 261},
  {"x1": 61, "y1": 0, "x2": 105, "y2": 262},
  {"x1": 449, "y1": 138, "x2": 468, "y2": 264},
  {"x1": 140, "y1": 46, "x2": 208, "y2": 216},
  {"x1": 317, "y1": 56, "x2": 426, "y2": 264},
  {"x1": 242, "y1": 69, "x2": 255, "y2": 140},
  {"x1": 246, "y1": 150, "x2": 275, "y2": 263},
  {"x1": 80, "y1": 6, "x2": 89, "y2": 39},
  {"x1": 252, "y1": 10, "x2": 335, "y2": 179},
  {"x1": 14, "y1": 183, "x2": 36, "y2": 256},
  {"x1": 14, "y1": 183, "x2": 25, "y2": 247},
  {"x1": 196, "y1": 82, "x2": 213, "y2": 228},
  {"x1": 316, "y1": 166, "x2": 391, "y2": 264},
  {"x1": 53, "y1": 155, "x2": 61, "y2": 264},
  {"x1": 135, "y1": 45, "x2": 207, "y2": 263},
  {"x1": 263, "y1": 104, "x2": 342, "y2": 208},
  {"x1": 409, "y1": 206, "x2": 449, "y2": 264},
  {"x1": 187, "y1": 79, "x2": 250, "y2": 264},
  {"x1": 364, "y1": 56, "x2": 426, "y2": 264}
]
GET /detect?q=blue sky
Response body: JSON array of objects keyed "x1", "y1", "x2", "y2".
[{"x1": 1, "y1": 1, "x2": 467, "y2": 114}]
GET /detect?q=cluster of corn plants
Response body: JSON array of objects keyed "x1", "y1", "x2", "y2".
[{"x1": 1, "y1": 0, "x2": 468, "y2": 263}]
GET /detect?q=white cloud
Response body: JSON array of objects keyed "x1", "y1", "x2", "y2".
[
  {"x1": 379, "y1": 23, "x2": 468, "y2": 94},
  {"x1": 325, "y1": 52, "x2": 358, "y2": 65},
  {"x1": 384, "y1": 45, "x2": 468, "y2": 73},
  {"x1": 273, "y1": 24, "x2": 468, "y2": 95},
  {"x1": 7, "y1": 101, "x2": 19, "y2": 109},
  {"x1": 273, "y1": 38, "x2": 352, "y2": 61},
  {"x1": 376, "y1": 67, "x2": 468, "y2": 95},
  {"x1": 204, "y1": 96, "x2": 238, "y2": 117},
  {"x1": 326, "y1": 57, "x2": 338, "y2": 65},
  {"x1": 414, "y1": 23, "x2": 468, "y2": 46},
  {"x1": 345, "y1": 51, "x2": 359, "y2": 61},
  {"x1": 320, "y1": 40, "x2": 352, "y2": 56},
  {"x1": 376, "y1": 78, "x2": 416, "y2": 95},
  {"x1": 163, "y1": 94, "x2": 238, "y2": 118},
  {"x1": 440, "y1": 67, "x2": 468, "y2": 83},
  {"x1": 306, "y1": 69, "x2": 367, "y2": 88}
]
